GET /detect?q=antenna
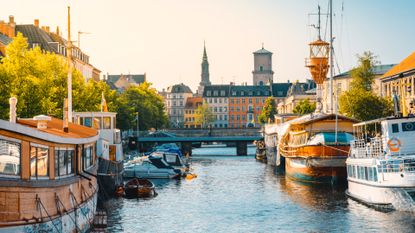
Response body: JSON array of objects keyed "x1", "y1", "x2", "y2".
[
  {"x1": 78, "y1": 31, "x2": 91, "y2": 49},
  {"x1": 308, "y1": 4, "x2": 328, "y2": 40}
]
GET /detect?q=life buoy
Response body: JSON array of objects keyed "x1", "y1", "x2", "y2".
[{"x1": 387, "y1": 137, "x2": 401, "y2": 152}]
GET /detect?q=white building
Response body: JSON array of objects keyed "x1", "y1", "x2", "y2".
[{"x1": 165, "y1": 83, "x2": 193, "y2": 128}]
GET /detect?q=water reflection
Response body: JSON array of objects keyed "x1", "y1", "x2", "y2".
[{"x1": 107, "y1": 151, "x2": 415, "y2": 233}]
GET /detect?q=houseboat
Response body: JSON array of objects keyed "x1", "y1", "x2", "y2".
[
  {"x1": 278, "y1": 113, "x2": 358, "y2": 183},
  {"x1": 346, "y1": 117, "x2": 415, "y2": 209},
  {"x1": 73, "y1": 111, "x2": 124, "y2": 199},
  {"x1": 0, "y1": 98, "x2": 98, "y2": 232}
]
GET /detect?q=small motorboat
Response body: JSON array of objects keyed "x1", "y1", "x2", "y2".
[
  {"x1": 124, "y1": 157, "x2": 181, "y2": 179},
  {"x1": 124, "y1": 178, "x2": 156, "y2": 198}
]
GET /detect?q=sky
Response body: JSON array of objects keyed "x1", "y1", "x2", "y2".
[{"x1": 2, "y1": 0, "x2": 415, "y2": 92}]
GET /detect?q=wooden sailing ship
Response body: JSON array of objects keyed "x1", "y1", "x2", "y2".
[
  {"x1": 278, "y1": 113, "x2": 357, "y2": 183},
  {"x1": 0, "y1": 98, "x2": 99, "y2": 232}
]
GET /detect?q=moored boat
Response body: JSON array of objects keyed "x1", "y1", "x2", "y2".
[
  {"x1": 73, "y1": 110, "x2": 124, "y2": 200},
  {"x1": 346, "y1": 116, "x2": 415, "y2": 209},
  {"x1": 124, "y1": 178, "x2": 156, "y2": 198},
  {"x1": 0, "y1": 98, "x2": 99, "y2": 232},
  {"x1": 123, "y1": 157, "x2": 181, "y2": 179},
  {"x1": 279, "y1": 113, "x2": 358, "y2": 183}
]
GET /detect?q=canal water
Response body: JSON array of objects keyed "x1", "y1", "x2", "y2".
[{"x1": 106, "y1": 146, "x2": 415, "y2": 232}]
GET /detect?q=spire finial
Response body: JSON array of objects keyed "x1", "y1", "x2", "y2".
[
  {"x1": 203, "y1": 41, "x2": 207, "y2": 60},
  {"x1": 262, "y1": 42, "x2": 264, "y2": 49}
]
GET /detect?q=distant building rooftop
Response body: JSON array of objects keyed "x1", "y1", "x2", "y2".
[
  {"x1": 167, "y1": 83, "x2": 193, "y2": 94},
  {"x1": 382, "y1": 52, "x2": 415, "y2": 79},
  {"x1": 334, "y1": 64, "x2": 396, "y2": 80}
]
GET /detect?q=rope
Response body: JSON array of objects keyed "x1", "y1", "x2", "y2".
[
  {"x1": 36, "y1": 194, "x2": 61, "y2": 233},
  {"x1": 55, "y1": 193, "x2": 82, "y2": 232}
]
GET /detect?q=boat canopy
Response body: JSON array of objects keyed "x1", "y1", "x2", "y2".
[{"x1": 307, "y1": 132, "x2": 354, "y2": 146}]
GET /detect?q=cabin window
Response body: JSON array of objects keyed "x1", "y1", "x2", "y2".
[
  {"x1": 83, "y1": 144, "x2": 94, "y2": 170},
  {"x1": 30, "y1": 144, "x2": 49, "y2": 178},
  {"x1": 392, "y1": 123, "x2": 399, "y2": 133},
  {"x1": 0, "y1": 138, "x2": 21, "y2": 176},
  {"x1": 55, "y1": 147, "x2": 75, "y2": 177},
  {"x1": 103, "y1": 117, "x2": 111, "y2": 129},
  {"x1": 402, "y1": 122, "x2": 415, "y2": 132}
]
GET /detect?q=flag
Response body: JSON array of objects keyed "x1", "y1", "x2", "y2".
[{"x1": 101, "y1": 92, "x2": 108, "y2": 112}]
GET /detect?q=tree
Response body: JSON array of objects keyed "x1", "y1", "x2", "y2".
[
  {"x1": 339, "y1": 51, "x2": 393, "y2": 121},
  {"x1": 259, "y1": 97, "x2": 277, "y2": 124},
  {"x1": 195, "y1": 102, "x2": 215, "y2": 128},
  {"x1": 116, "y1": 83, "x2": 168, "y2": 131},
  {"x1": 293, "y1": 98, "x2": 316, "y2": 115}
]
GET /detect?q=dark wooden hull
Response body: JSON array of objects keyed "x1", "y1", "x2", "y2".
[{"x1": 124, "y1": 178, "x2": 156, "y2": 198}]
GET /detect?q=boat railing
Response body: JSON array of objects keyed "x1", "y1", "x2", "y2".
[{"x1": 350, "y1": 137, "x2": 386, "y2": 159}]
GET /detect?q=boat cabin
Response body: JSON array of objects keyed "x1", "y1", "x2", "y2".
[{"x1": 73, "y1": 111, "x2": 122, "y2": 161}]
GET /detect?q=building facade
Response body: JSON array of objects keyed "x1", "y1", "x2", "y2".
[
  {"x1": 277, "y1": 81, "x2": 316, "y2": 114},
  {"x1": 105, "y1": 73, "x2": 146, "y2": 92},
  {"x1": 322, "y1": 64, "x2": 395, "y2": 112},
  {"x1": 381, "y1": 52, "x2": 415, "y2": 115},
  {"x1": 184, "y1": 97, "x2": 203, "y2": 128},
  {"x1": 252, "y1": 46, "x2": 274, "y2": 86},
  {"x1": 165, "y1": 83, "x2": 193, "y2": 127},
  {"x1": 203, "y1": 85, "x2": 230, "y2": 128},
  {"x1": 0, "y1": 16, "x2": 100, "y2": 82}
]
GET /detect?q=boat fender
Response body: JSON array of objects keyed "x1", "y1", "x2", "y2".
[{"x1": 387, "y1": 137, "x2": 401, "y2": 152}]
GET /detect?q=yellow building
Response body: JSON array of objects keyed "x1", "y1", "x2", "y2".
[
  {"x1": 184, "y1": 97, "x2": 203, "y2": 128},
  {"x1": 381, "y1": 52, "x2": 415, "y2": 115}
]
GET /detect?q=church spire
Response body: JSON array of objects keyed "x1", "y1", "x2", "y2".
[{"x1": 203, "y1": 40, "x2": 208, "y2": 61}]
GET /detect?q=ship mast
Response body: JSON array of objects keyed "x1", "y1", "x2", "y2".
[
  {"x1": 67, "y1": 6, "x2": 73, "y2": 122},
  {"x1": 329, "y1": 0, "x2": 334, "y2": 114}
]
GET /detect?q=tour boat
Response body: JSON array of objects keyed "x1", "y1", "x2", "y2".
[
  {"x1": 0, "y1": 99, "x2": 99, "y2": 232},
  {"x1": 278, "y1": 113, "x2": 358, "y2": 183},
  {"x1": 73, "y1": 111, "x2": 124, "y2": 199},
  {"x1": 346, "y1": 117, "x2": 415, "y2": 209}
]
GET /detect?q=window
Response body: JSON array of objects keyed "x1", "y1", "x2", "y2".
[
  {"x1": 180, "y1": 101, "x2": 183, "y2": 106},
  {"x1": 213, "y1": 90, "x2": 218, "y2": 96},
  {"x1": 55, "y1": 147, "x2": 75, "y2": 177},
  {"x1": 103, "y1": 117, "x2": 111, "y2": 129},
  {"x1": 219, "y1": 98, "x2": 222, "y2": 104},
  {"x1": 83, "y1": 144, "x2": 94, "y2": 170},
  {"x1": 230, "y1": 99, "x2": 234, "y2": 104},
  {"x1": 242, "y1": 106, "x2": 246, "y2": 112},
  {"x1": 242, "y1": 99, "x2": 245, "y2": 103},
  {"x1": 30, "y1": 144, "x2": 49, "y2": 178},
  {"x1": 224, "y1": 115, "x2": 227, "y2": 120},
  {"x1": 214, "y1": 98, "x2": 217, "y2": 103},
  {"x1": 402, "y1": 122, "x2": 415, "y2": 132},
  {"x1": 259, "y1": 65, "x2": 263, "y2": 71},
  {"x1": 224, "y1": 107, "x2": 227, "y2": 112},
  {"x1": 249, "y1": 98, "x2": 252, "y2": 104},
  {"x1": 236, "y1": 99, "x2": 240, "y2": 104},
  {"x1": 206, "y1": 91, "x2": 211, "y2": 96},
  {"x1": 392, "y1": 123, "x2": 399, "y2": 133},
  {"x1": 209, "y1": 98, "x2": 212, "y2": 103},
  {"x1": 0, "y1": 138, "x2": 21, "y2": 176},
  {"x1": 242, "y1": 115, "x2": 246, "y2": 120},
  {"x1": 241, "y1": 91, "x2": 245, "y2": 96},
  {"x1": 236, "y1": 107, "x2": 240, "y2": 112},
  {"x1": 256, "y1": 98, "x2": 259, "y2": 104},
  {"x1": 220, "y1": 90, "x2": 225, "y2": 96},
  {"x1": 232, "y1": 91, "x2": 236, "y2": 96},
  {"x1": 237, "y1": 115, "x2": 240, "y2": 120},
  {"x1": 230, "y1": 115, "x2": 234, "y2": 120}
]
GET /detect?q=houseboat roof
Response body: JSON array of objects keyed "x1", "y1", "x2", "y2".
[
  {"x1": 0, "y1": 117, "x2": 98, "y2": 144},
  {"x1": 288, "y1": 113, "x2": 358, "y2": 126}
]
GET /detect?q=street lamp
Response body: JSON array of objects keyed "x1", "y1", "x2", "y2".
[{"x1": 136, "y1": 112, "x2": 139, "y2": 137}]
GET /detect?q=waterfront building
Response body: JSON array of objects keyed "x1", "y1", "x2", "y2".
[
  {"x1": 381, "y1": 52, "x2": 415, "y2": 115},
  {"x1": 105, "y1": 73, "x2": 147, "y2": 92},
  {"x1": 184, "y1": 96, "x2": 203, "y2": 128},
  {"x1": 0, "y1": 16, "x2": 100, "y2": 82},
  {"x1": 197, "y1": 42, "x2": 211, "y2": 95},
  {"x1": 277, "y1": 80, "x2": 316, "y2": 114},
  {"x1": 0, "y1": 99, "x2": 98, "y2": 232},
  {"x1": 165, "y1": 83, "x2": 193, "y2": 128},
  {"x1": 252, "y1": 45, "x2": 274, "y2": 86},
  {"x1": 203, "y1": 85, "x2": 230, "y2": 128},
  {"x1": 321, "y1": 64, "x2": 395, "y2": 112}
]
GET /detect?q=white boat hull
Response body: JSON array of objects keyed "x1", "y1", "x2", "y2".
[{"x1": 347, "y1": 179, "x2": 415, "y2": 208}]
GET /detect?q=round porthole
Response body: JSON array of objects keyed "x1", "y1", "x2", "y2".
[{"x1": 401, "y1": 173, "x2": 404, "y2": 178}]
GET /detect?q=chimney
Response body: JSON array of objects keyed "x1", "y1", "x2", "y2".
[
  {"x1": 9, "y1": 97, "x2": 17, "y2": 123},
  {"x1": 63, "y1": 98, "x2": 69, "y2": 132},
  {"x1": 0, "y1": 21, "x2": 5, "y2": 35},
  {"x1": 8, "y1": 15, "x2": 14, "y2": 24},
  {"x1": 34, "y1": 19, "x2": 39, "y2": 28},
  {"x1": 56, "y1": 26, "x2": 60, "y2": 36},
  {"x1": 45, "y1": 26, "x2": 50, "y2": 33},
  {"x1": 33, "y1": 115, "x2": 51, "y2": 130}
]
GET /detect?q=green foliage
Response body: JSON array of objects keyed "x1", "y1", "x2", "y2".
[
  {"x1": 0, "y1": 32, "x2": 168, "y2": 132},
  {"x1": 195, "y1": 102, "x2": 215, "y2": 128},
  {"x1": 339, "y1": 51, "x2": 393, "y2": 121},
  {"x1": 259, "y1": 97, "x2": 277, "y2": 124},
  {"x1": 116, "y1": 83, "x2": 168, "y2": 131},
  {"x1": 293, "y1": 98, "x2": 316, "y2": 115}
]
